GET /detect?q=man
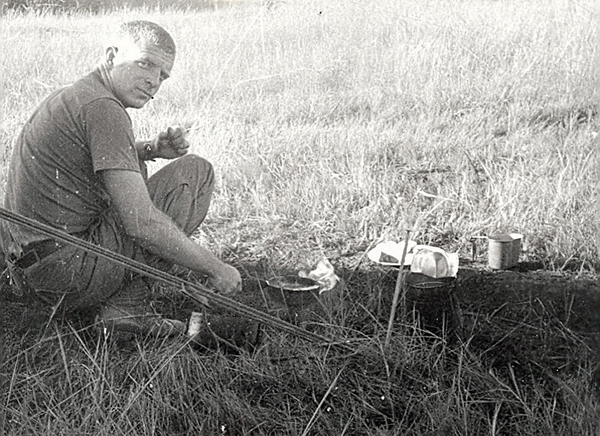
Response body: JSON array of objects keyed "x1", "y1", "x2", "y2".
[{"x1": 0, "y1": 21, "x2": 242, "y2": 338}]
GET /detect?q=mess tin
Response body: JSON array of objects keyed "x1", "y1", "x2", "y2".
[
  {"x1": 265, "y1": 276, "x2": 320, "y2": 292},
  {"x1": 488, "y1": 233, "x2": 522, "y2": 269},
  {"x1": 262, "y1": 276, "x2": 322, "y2": 323}
]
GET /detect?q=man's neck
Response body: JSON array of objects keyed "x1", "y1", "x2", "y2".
[{"x1": 96, "y1": 62, "x2": 119, "y2": 102}]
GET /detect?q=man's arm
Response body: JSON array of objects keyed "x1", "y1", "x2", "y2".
[{"x1": 100, "y1": 168, "x2": 241, "y2": 295}]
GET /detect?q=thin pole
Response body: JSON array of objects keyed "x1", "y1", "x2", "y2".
[{"x1": 384, "y1": 229, "x2": 411, "y2": 348}]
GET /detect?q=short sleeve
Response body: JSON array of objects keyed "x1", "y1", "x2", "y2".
[{"x1": 81, "y1": 98, "x2": 141, "y2": 173}]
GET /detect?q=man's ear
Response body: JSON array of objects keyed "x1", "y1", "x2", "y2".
[{"x1": 105, "y1": 46, "x2": 118, "y2": 66}]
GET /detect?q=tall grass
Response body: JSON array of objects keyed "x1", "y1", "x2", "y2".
[
  {"x1": 0, "y1": 0, "x2": 597, "y2": 268},
  {"x1": 1, "y1": 1, "x2": 599, "y2": 434},
  {"x1": 2, "y1": 272, "x2": 600, "y2": 435}
]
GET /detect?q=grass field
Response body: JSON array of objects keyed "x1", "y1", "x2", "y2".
[{"x1": 0, "y1": 0, "x2": 599, "y2": 434}]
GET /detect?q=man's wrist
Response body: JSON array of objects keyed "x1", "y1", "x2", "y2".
[{"x1": 143, "y1": 142, "x2": 155, "y2": 161}]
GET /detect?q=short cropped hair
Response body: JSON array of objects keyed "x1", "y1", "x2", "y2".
[{"x1": 113, "y1": 20, "x2": 176, "y2": 55}]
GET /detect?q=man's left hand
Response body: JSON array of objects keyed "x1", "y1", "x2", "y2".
[{"x1": 153, "y1": 126, "x2": 189, "y2": 160}]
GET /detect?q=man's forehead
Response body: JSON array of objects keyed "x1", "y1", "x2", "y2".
[
  {"x1": 139, "y1": 41, "x2": 175, "y2": 61},
  {"x1": 116, "y1": 37, "x2": 174, "y2": 60},
  {"x1": 112, "y1": 38, "x2": 175, "y2": 57}
]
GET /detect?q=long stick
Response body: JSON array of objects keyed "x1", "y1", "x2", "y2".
[
  {"x1": 0, "y1": 207, "x2": 352, "y2": 351},
  {"x1": 384, "y1": 230, "x2": 411, "y2": 348}
]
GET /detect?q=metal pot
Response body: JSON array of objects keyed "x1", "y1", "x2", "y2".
[{"x1": 262, "y1": 275, "x2": 321, "y2": 323}]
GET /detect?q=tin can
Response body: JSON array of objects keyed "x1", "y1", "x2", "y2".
[
  {"x1": 403, "y1": 273, "x2": 460, "y2": 336},
  {"x1": 190, "y1": 315, "x2": 261, "y2": 353},
  {"x1": 488, "y1": 234, "x2": 514, "y2": 269}
]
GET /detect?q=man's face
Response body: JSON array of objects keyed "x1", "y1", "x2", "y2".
[{"x1": 106, "y1": 38, "x2": 175, "y2": 109}]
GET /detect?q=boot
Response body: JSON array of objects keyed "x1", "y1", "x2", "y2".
[{"x1": 97, "y1": 277, "x2": 185, "y2": 342}]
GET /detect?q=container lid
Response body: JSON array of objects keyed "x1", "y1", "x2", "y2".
[
  {"x1": 406, "y1": 272, "x2": 455, "y2": 289},
  {"x1": 488, "y1": 233, "x2": 514, "y2": 242},
  {"x1": 266, "y1": 276, "x2": 320, "y2": 292}
]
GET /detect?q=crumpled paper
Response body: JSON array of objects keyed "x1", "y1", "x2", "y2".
[
  {"x1": 299, "y1": 257, "x2": 339, "y2": 293},
  {"x1": 367, "y1": 240, "x2": 418, "y2": 266}
]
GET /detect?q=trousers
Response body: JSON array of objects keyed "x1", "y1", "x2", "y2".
[{"x1": 11, "y1": 154, "x2": 214, "y2": 311}]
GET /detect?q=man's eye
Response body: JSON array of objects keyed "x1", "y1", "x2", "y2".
[{"x1": 137, "y1": 60, "x2": 150, "y2": 68}]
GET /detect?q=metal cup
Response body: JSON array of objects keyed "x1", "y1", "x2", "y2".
[{"x1": 488, "y1": 234, "x2": 514, "y2": 269}]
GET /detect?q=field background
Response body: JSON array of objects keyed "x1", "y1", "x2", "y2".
[
  {"x1": 0, "y1": 0, "x2": 599, "y2": 435},
  {"x1": 0, "y1": 0, "x2": 597, "y2": 269}
]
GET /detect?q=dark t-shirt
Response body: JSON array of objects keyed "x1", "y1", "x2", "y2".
[{"x1": 1, "y1": 68, "x2": 141, "y2": 256}]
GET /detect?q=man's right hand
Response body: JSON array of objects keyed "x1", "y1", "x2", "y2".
[
  {"x1": 208, "y1": 263, "x2": 242, "y2": 296},
  {"x1": 153, "y1": 126, "x2": 190, "y2": 160}
]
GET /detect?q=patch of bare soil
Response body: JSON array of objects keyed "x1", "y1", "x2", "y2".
[
  {"x1": 2, "y1": 259, "x2": 599, "y2": 375},
  {"x1": 452, "y1": 266, "x2": 600, "y2": 377}
]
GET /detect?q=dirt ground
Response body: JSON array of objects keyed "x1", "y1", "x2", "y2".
[
  {"x1": 1, "y1": 259, "x2": 599, "y2": 364},
  {"x1": 456, "y1": 267, "x2": 600, "y2": 333}
]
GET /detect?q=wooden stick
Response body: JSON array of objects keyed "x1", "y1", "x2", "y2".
[{"x1": 384, "y1": 229, "x2": 411, "y2": 348}]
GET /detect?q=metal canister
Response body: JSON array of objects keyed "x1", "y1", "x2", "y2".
[
  {"x1": 488, "y1": 234, "x2": 515, "y2": 269},
  {"x1": 403, "y1": 272, "x2": 459, "y2": 336}
]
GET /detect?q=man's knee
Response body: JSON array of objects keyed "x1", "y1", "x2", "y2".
[
  {"x1": 177, "y1": 154, "x2": 214, "y2": 187},
  {"x1": 148, "y1": 154, "x2": 214, "y2": 190}
]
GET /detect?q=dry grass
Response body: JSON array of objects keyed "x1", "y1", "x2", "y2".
[
  {"x1": 2, "y1": 270, "x2": 600, "y2": 435},
  {"x1": 0, "y1": 0, "x2": 597, "y2": 268},
  {"x1": 0, "y1": 0, "x2": 599, "y2": 434}
]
